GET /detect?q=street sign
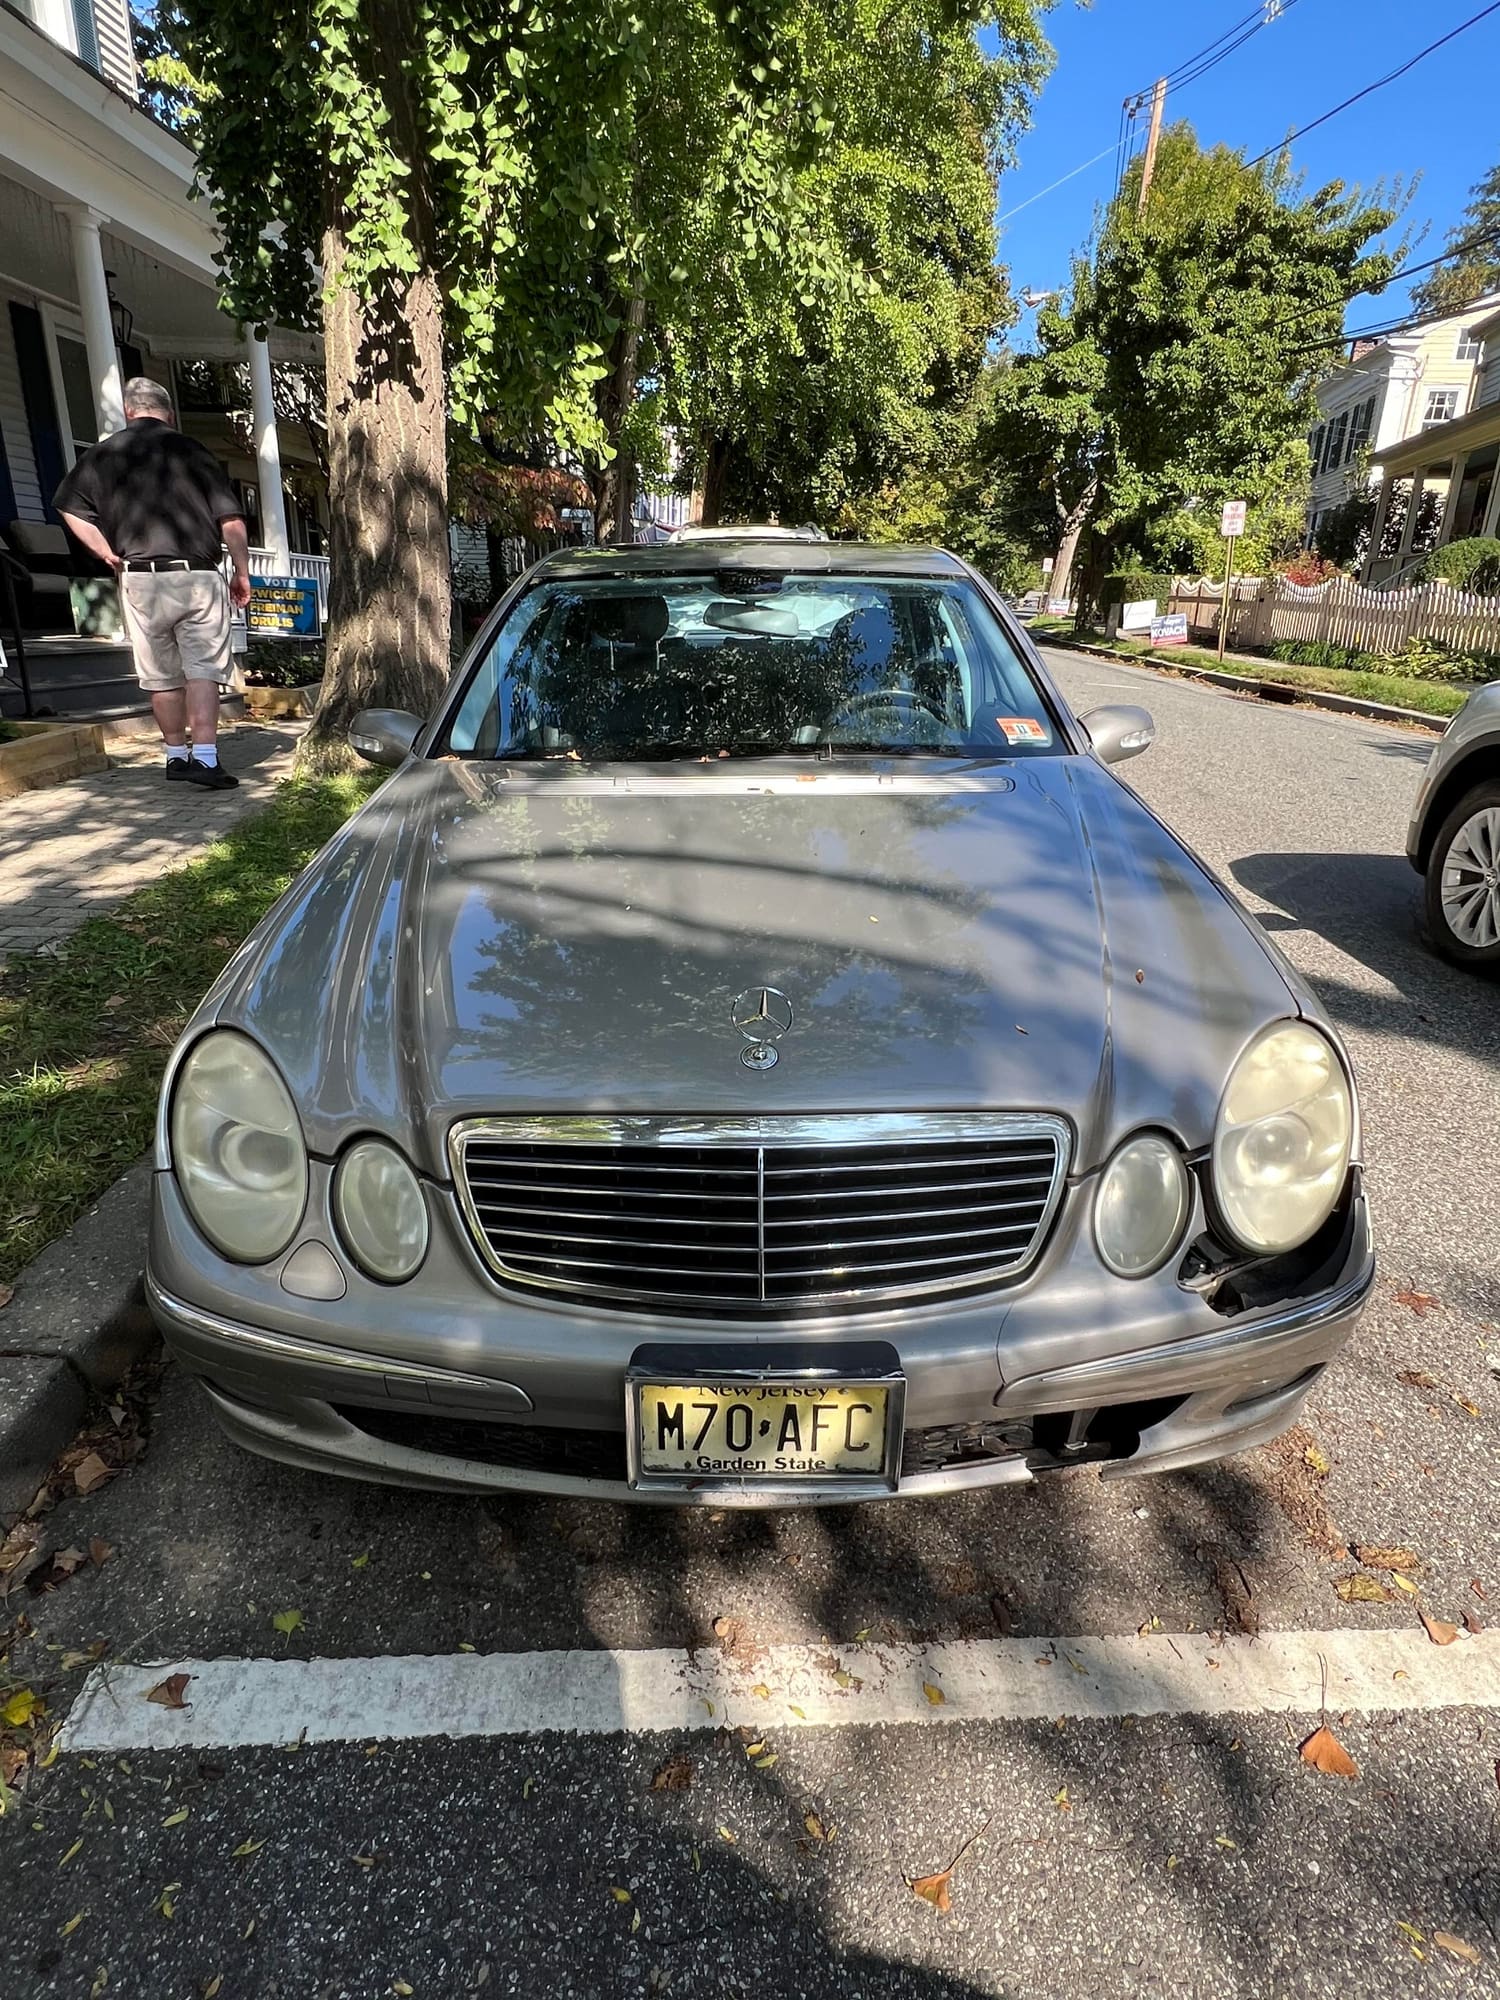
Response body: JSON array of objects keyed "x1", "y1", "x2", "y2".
[
  {"x1": 248, "y1": 575, "x2": 322, "y2": 639},
  {"x1": 1219, "y1": 500, "x2": 1247, "y2": 538}
]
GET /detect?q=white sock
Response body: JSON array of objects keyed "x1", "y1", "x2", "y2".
[
  {"x1": 165, "y1": 746, "x2": 189, "y2": 763},
  {"x1": 190, "y1": 745, "x2": 219, "y2": 767}
]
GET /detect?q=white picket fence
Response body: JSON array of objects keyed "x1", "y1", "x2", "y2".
[{"x1": 1167, "y1": 573, "x2": 1500, "y2": 658}]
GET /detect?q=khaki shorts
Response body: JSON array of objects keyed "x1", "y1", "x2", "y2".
[{"x1": 119, "y1": 569, "x2": 232, "y2": 692}]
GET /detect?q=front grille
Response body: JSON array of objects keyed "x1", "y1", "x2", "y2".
[
  {"x1": 335, "y1": 1404, "x2": 628, "y2": 1482},
  {"x1": 452, "y1": 1114, "x2": 1069, "y2": 1314}
]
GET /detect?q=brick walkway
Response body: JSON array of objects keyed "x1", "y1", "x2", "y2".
[{"x1": 0, "y1": 723, "x2": 302, "y2": 966}]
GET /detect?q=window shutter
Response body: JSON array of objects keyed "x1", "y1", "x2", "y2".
[{"x1": 7, "y1": 304, "x2": 66, "y2": 522}]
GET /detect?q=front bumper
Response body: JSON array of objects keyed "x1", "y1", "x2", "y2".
[{"x1": 147, "y1": 1163, "x2": 1374, "y2": 1505}]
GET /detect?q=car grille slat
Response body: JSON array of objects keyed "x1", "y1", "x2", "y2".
[{"x1": 453, "y1": 1117, "x2": 1068, "y2": 1314}]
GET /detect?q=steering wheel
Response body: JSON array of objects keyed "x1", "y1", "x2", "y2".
[{"x1": 828, "y1": 687, "x2": 946, "y2": 727}]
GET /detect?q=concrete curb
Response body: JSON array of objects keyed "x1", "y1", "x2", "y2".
[
  {"x1": 1037, "y1": 635, "x2": 1452, "y2": 735},
  {"x1": 0, "y1": 1159, "x2": 157, "y2": 1521}
]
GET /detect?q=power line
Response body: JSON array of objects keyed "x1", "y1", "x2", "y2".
[
  {"x1": 1244, "y1": 0, "x2": 1500, "y2": 170},
  {"x1": 1283, "y1": 280, "x2": 1500, "y2": 357},
  {"x1": 995, "y1": 143, "x2": 1121, "y2": 227},
  {"x1": 1270, "y1": 226, "x2": 1500, "y2": 332}
]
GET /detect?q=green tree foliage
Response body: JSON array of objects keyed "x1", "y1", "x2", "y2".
[
  {"x1": 657, "y1": 1, "x2": 1051, "y2": 527},
  {"x1": 1409, "y1": 160, "x2": 1500, "y2": 318},
  {"x1": 978, "y1": 126, "x2": 1398, "y2": 601}
]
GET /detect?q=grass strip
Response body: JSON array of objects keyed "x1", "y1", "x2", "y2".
[
  {"x1": 0, "y1": 771, "x2": 381, "y2": 1284},
  {"x1": 1029, "y1": 621, "x2": 1466, "y2": 719}
]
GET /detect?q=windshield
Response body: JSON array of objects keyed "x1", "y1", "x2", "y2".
[{"x1": 442, "y1": 572, "x2": 1061, "y2": 761}]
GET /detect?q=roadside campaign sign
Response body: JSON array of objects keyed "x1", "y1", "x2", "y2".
[
  {"x1": 1149, "y1": 613, "x2": 1188, "y2": 646},
  {"x1": 248, "y1": 575, "x2": 322, "y2": 639}
]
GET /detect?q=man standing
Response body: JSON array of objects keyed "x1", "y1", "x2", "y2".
[{"x1": 55, "y1": 377, "x2": 252, "y2": 790}]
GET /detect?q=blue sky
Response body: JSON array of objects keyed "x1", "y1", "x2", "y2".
[{"x1": 991, "y1": 0, "x2": 1500, "y2": 343}]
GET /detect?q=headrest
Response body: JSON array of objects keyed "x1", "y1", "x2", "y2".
[{"x1": 592, "y1": 594, "x2": 671, "y2": 643}]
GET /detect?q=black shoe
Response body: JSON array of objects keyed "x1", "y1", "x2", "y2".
[
  {"x1": 164, "y1": 756, "x2": 190, "y2": 781},
  {"x1": 186, "y1": 758, "x2": 239, "y2": 790}
]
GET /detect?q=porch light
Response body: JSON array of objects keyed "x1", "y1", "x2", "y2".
[{"x1": 104, "y1": 272, "x2": 133, "y2": 348}]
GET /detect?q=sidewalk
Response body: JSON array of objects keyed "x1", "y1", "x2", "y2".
[{"x1": 0, "y1": 722, "x2": 302, "y2": 966}]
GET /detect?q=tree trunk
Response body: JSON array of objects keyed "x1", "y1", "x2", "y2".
[
  {"x1": 697, "y1": 433, "x2": 733, "y2": 527},
  {"x1": 298, "y1": 0, "x2": 451, "y2": 772},
  {"x1": 593, "y1": 293, "x2": 645, "y2": 544},
  {"x1": 1049, "y1": 479, "x2": 1097, "y2": 607}
]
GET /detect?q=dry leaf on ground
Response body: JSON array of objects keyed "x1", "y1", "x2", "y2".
[
  {"x1": 72, "y1": 1454, "x2": 113, "y2": 1496},
  {"x1": 1303, "y1": 1443, "x2": 1330, "y2": 1475},
  {"x1": 1464, "y1": 1611, "x2": 1484, "y2": 1636},
  {"x1": 0, "y1": 1283, "x2": 12, "y2": 1312},
  {"x1": 1355, "y1": 1544, "x2": 1421, "y2": 1574},
  {"x1": 1434, "y1": 1933, "x2": 1481, "y2": 1966},
  {"x1": 1335, "y1": 1574, "x2": 1390, "y2": 1604},
  {"x1": 1393, "y1": 1288, "x2": 1442, "y2": 1316},
  {"x1": 1, "y1": 1688, "x2": 39, "y2": 1728},
  {"x1": 88, "y1": 1539, "x2": 114, "y2": 1567},
  {"x1": 1300, "y1": 1724, "x2": 1359, "y2": 1778},
  {"x1": 905, "y1": 1815, "x2": 991, "y2": 1917},
  {"x1": 1420, "y1": 1611, "x2": 1459, "y2": 1646},
  {"x1": 145, "y1": 1673, "x2": 192, "y2": 1710},
  {"x1": 648, "y1": 1757, "x2": 693, "y2": 1793}
]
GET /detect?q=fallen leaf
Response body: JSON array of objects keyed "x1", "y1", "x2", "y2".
[
  {"x1": 0, "y1": 1283, "x2": 12, "y2": 1310},
  {"x1": 1134, "y1": 968, "x2": 1145, "y2": 984},
  {"x1": 1434, "y1": 1933, "x2": 1481, "y2": 1967},
  {"x1": 610, "y1": 1887, "x2": 631, "y2": 1905},
  {"x1": 89, "y1": 1971, "x2": 107, "y2": 1999},
  {"x1": 649, "y1": 1756, "x2": 693, "y2": 1793},
  {"x1": 203, "y1": 1977, "x2": 224, "y2": 1998},
  {"x1": 1420, "y1": 1611, "x2": 1459, "y2": 1646},
  {"x1": 1335, "y1": 1574, "x2": 1390, "y2": 1604},
  {"x1": 232, "y1": 1836, "x2": 264, "y2": 1858},
  {"x1": 1473, "y1": 1580, "x2": 1487, "y2": 1600},
  {"x1": 922, "y1": 1682, "x2": 946, "y2": 1706},
  {"x1": 8, "y1": 1203, "x2": 41, "y2": 1226},
  {"x1": 59, "y1": 1837, "x2": 84, "y2": 1865},
  {"x1": 271, "y1": 1609, "x2": 303, "y2": 1636},
  {"x1": 392, "y1": 1985, "x2": 414, "y2": 1998},
  {"x1": 1464, "y1": 1611, "x2": 1484, "y2": 1635},
  {"x1": 146, "y1": 1674, "x2": 192, "y2": 1710},
  {"x1": 73, "y1": 1454, "x2": 113, "y2": 1496},
  {"x1": 1396, "y1": 1922, "x2": 1426, "y2": 1944},
  {"x1": 158, "y1": 1882, "x2": 180, "y2": 1919},
  {"x1": 1299, "y1": 1725, "x2": 1359, "y2": 1779},
  {"x1": 1454, "y1": 1397, "x2": 1483, "y2": 1419},
  {"x1": 750, "y1": 1684, "x2": 770, "y2": 1700},
  {"x1": 353, "y1": 1853, "x2": 379, "y2": 1869},
  {"x1": 1390, "y1": 1574, "x2": 1420, "y2": 1597},
  {"x1": 161, "y1": 1807, "x2": 189, "y2": 1828},
  {"x1": 803, "y1": 1813, "x2": 832, "y2": 1843},
  {"x1": 630, "y1": 1908, "x2": 641, "y2": 1935},
  {"x1": 88, "y1": 1539, "x2": 114, "y2": 1567},
  {"x1": 908, "y1": 1869, "x2": 953, "y2": 1913},
  {"x1": 60, "y1": 1911, "x2": 85, "y2": 1937},
  {"x1": 1, "y1": 1688, "x2": 39, "y2": 1728},
  {"x1": 754, "y1": 1753, "x2": 778, "y2": 1769},
  {"x1": 1393, "y1": 1288, "x2": 1441, "y2": 1317},
  {"x1": 1053, "y1": 1787, "x2": 1072, "y2": 1810},
  {"x1": 0, "y1": 1521, "x2": 46, "y2": 1595},
  {"x1": 717, "y1": 1825, "x2": 737, "y2": 1845},
  {"x1": 1214, "y1": 1835, "x2": 1237, "y2": 1850},
  {"x1": 832, "y1": 1669, "x2": 861, "y2": 1690},
  {"x1": 1399, "y1": 1368, "x2": 1439, "y2": 1389},
  {"x1": 787, "y1": 1704, "x2": 807, "y2": 1720},
  {"x1": 1355, "y1": 1545, "x2": 1421, "y2": 1574},
  {"x1": 1303, "y1": 1443, "x2": 1330, "y2": 1475}
]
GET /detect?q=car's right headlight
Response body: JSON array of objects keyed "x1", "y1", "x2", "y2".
[
  {"x1": 170, "y1": 1030, "x2": 307, "y2": 1262},
  {"x1": 1212, "y1": 1021, "x2": 1353, "y2": 1254}
]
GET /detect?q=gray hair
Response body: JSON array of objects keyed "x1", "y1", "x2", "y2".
[{"x1": 122, "y1": 375, "x2": 174, "y2": 418}]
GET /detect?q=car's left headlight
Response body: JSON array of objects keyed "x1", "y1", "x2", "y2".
[
  {"x1": 1094, "y1": 1132, "x2": 1191, "y2": 1278},
  {"x1": 334, "y1": 1138, "x2": 429, "y2": 1282},
  {"x1": 1213, "y1": 1021, "x2": 1353, "y2": 1254}
]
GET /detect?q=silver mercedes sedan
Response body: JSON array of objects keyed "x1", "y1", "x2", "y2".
[{"x1": 147, "y1": 541, "x2": 1373, "y2": 1505}]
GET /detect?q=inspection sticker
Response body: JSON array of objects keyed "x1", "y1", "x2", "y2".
[{"x1": 996, "y1": 717, "x2": 1047, "y2": 745}]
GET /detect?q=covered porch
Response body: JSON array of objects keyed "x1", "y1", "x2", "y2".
[
  {"x1": 1363, "y1": 403, "x2": 1500, "y2": 586},
  {"x1": 0, "y1": 6, "x2": 323, "y2": 715}
]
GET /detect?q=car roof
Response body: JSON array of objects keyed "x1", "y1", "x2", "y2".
[{"x1": 530, "y1": 540, "x2": 971, "y2": 581}]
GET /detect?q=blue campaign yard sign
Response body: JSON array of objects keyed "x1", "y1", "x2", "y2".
[{"x1": 248, "y1": 574, "x2": 322, "y2": 639}]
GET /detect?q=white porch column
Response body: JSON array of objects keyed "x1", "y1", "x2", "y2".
[
  {"x1": 1395, "y1": 470, "x2": 1427, "y2": 563},
  {"x1": 246, "y1": 331, "x2": 291, "y2": 570},
  {"x1": 1363, "y1": 473, "x2": 1395, "y2": 582},
  {"x1": 63, "y1": 206, "x2": 124, "y2": 438},
  {"x1": 1437, "y1": 452, "x2": 1470, "y2": 545}
]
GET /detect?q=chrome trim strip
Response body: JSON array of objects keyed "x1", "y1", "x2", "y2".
[
  {"x1": 146, "y1": 1274, "x2": 534, "y2": 1407},
  {"x1": 448, "y1": 1113, "x2": 1073, "y2": 1312}
]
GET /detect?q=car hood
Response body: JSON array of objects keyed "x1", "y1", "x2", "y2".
[{"x1": 211, "y1": 758, "x2": 1301, "y2": 1177}]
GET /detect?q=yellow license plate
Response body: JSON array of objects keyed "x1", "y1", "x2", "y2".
[{"x1": 635, "y1": 1380, "x2": 892, "y2": 1482}]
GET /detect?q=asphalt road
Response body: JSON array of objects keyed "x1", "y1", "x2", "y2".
[{"x1": 3, "y1": 650, "x2": 1497, "y2": 2000}]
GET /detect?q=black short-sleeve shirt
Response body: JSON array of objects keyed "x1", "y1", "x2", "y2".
[{"x1": 54, "y1": 418, "x2": 244, "y2": 566}]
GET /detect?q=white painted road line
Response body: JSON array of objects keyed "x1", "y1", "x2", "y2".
[{"x1": 59, "y1": 1627, "x2": 1500, "y2": 1753}]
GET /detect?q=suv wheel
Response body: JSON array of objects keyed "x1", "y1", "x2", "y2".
[{"x1": 1425, "y1": 780, "x2": 1500, "y2": 971}]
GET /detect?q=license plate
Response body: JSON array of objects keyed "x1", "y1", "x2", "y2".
[{"x1": 632, "y1": 1378, "x2": 895, "y2": 1485}]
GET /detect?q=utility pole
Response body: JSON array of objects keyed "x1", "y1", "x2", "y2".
[{"x1": 1137, "y1": 77, "x2": 1167, "y2": 214}]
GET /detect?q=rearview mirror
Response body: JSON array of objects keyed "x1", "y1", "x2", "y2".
[
  {"x1": 349, "y1": 708, "x2": 422, "y2": 767},
  {"x1": 1079, "y1": 704, "x2": 1154, "y2": 765}
]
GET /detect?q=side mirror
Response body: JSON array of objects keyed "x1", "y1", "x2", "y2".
[
  {"x1": 349, "y1": 708, "x2": 422, "y2": 767},
  {"x1": 1079, "y1": 704, "x2": 1154, "y2": 765}
]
